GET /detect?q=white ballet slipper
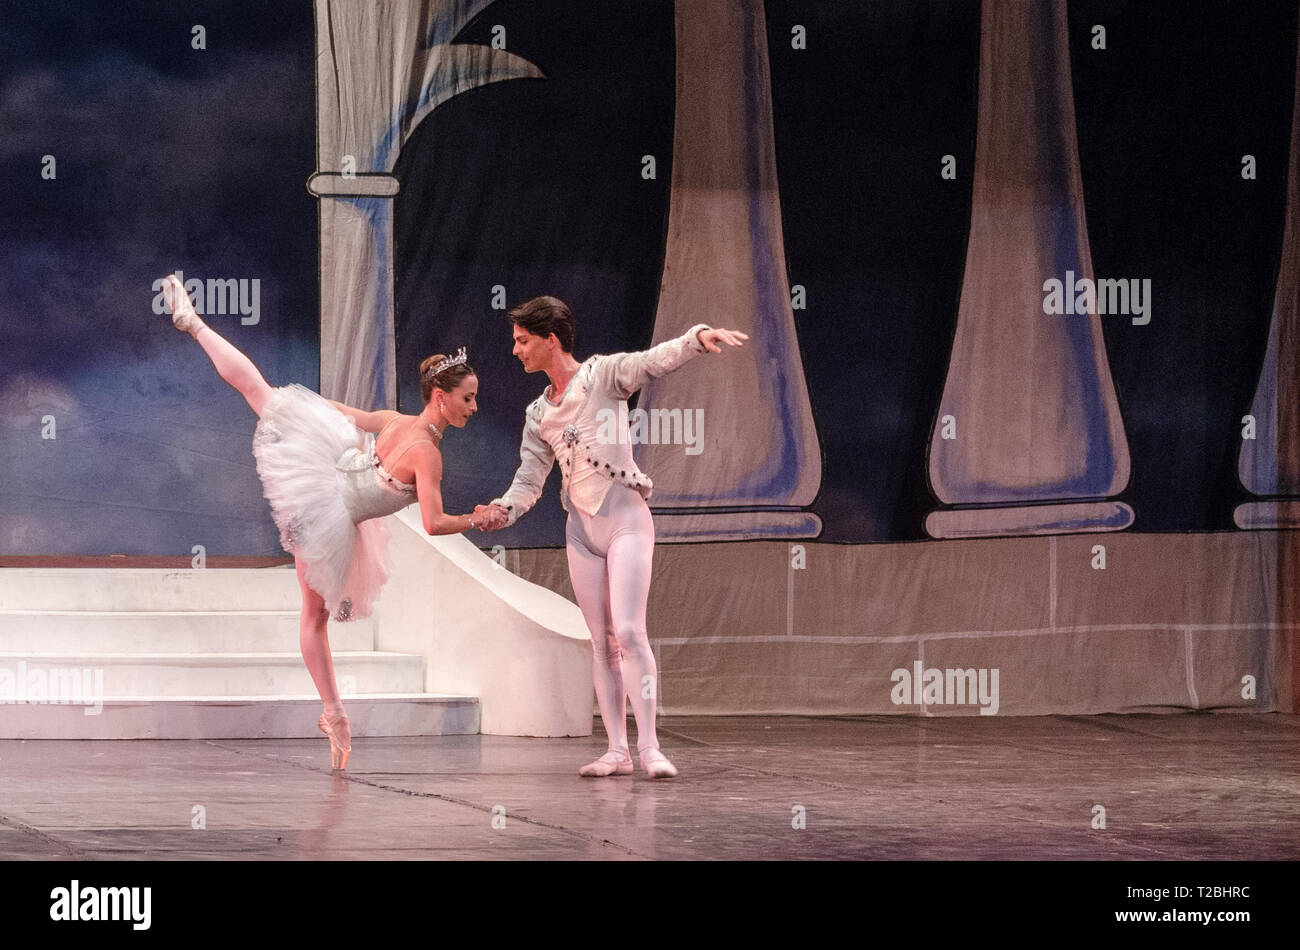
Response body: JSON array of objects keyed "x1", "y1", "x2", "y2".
[
  {"x1": 578, "y1": 750, "x2": 633, "y2": 777},
  {"x1": 639, "y1": 748, "x2": 678, "y2": 779},
  {"x1": 160, "y1": 274, "x2": 206, "y2": 336}
]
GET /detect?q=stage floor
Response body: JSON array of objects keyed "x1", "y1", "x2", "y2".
[{"x1": 1, "y1": 714, "x2": 1296, "y2": 861}]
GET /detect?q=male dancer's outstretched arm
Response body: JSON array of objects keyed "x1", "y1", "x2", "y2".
[
  {"x1": 479, "y1": 325, "x2": 747, "y2": 531},
  {"x1": 597, "y1": 325, "x2": 747, "y2": 400}
]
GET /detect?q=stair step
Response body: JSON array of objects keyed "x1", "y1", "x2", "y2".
[
  {"x1": 0, "y1": 610, "x2": 374, "y2": 653},
  {"x1": 0, "y1": 568, "x2": 301, "y2": 612},
  {"x1": 0, "y1": 693, "x2": 480, "y2": 739},
  {"x1": 0, "y1": 652, "x2": 424, "y2": 698},
  {"x1": 0, "y1": 563, "x2": 509, "y2": 739}
]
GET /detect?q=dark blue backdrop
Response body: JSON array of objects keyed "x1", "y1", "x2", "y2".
[{"x1": 1, "y1": 0, "x2": 1296, "y2": 554}]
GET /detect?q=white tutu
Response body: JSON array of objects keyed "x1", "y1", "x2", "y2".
[{"x1": 252, "y1": 384, "x2": 394, "y2": 622}]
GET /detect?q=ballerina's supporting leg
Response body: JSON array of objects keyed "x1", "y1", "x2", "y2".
[
  {"x1": 295, "y1": 557, "x2": 350, "y2": 769},
  {"x1": 161, "y1": 274, "x2": 273, "y2": 416}
]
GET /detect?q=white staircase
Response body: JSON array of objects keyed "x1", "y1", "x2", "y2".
[{"x1": 0, "y1": 567, "x2": 479, "y2": 739}]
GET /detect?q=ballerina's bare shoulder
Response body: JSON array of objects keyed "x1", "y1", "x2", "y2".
[{"x1": 374, "y1": 415, "x2": 439, "y2": 487}]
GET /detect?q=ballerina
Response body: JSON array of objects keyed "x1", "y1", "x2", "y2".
[
  {"x1": 159, "y1": 274, "x2": 495, "y2": 769},
  {"x1": 480, "y1": 295, "x2": 747, "y2": 778}
]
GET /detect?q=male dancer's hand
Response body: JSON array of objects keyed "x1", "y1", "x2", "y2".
[
  {"x1": 697, "y1": 327, "x2": 749, "y2": 353},
  {"x1": 474, "y1": 504, "x2": 509, "y2": 531},
  {"x1": 487, "y1": 506, "x2": 507, "y2": 531}
]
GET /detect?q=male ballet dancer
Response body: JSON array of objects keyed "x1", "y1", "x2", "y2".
[{"x1": 480, "y1": 296, "x2": 747, "y2": 778}]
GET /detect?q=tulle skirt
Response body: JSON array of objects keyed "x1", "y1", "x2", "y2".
[{"x1": 252, "y1": 384, "x2": 390, "y2": 622}]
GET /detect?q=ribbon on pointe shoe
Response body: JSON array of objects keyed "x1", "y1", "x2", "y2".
[{"x1": 318, "y1": 713, "x2": 351, "y2": 770}]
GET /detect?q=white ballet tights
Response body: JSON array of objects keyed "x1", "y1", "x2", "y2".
[
  {"x1": 296, "y1": 558, "x2": 345, "y2": 716},
  {"x1": 565, "y1": 484, "x2": 660, "y2": 757},
  {"x1": 192, "y1": 325, "x2": 274, "y2": 417}
]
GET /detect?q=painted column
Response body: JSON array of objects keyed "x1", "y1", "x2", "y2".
[
  {"x1": 925, "y1": 0, "x2": 1134, "y2": 539},
  {"x1": 1236, "y1": 20, "x2": 1300, "y2": 530},
  {"x1": 311, "y1": 0, "x2": 543, "y2": 409},
  {"x1": 633, "y1": 0, "x2": 822, "y2": 543}
]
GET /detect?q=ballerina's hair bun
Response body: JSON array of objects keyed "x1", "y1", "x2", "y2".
[{"x1": 420, "y1": 352, "x2": 476, "y2": 403}]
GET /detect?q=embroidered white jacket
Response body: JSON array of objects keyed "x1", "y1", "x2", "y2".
[{"x1": 492, "y1": 324, "x2": 712, "y2": 525}]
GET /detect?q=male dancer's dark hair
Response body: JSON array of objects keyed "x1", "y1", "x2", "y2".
[{"x1": 508, "y1": 295, "x2": 575, "y2": 353}]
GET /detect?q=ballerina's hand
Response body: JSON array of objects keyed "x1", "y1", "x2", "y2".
[{"x1": 697, "y1": 328, "x2": 749, "y2": 353}]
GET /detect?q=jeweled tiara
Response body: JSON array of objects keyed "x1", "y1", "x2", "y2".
[{"x1": 426, "y1": 347, "x2": 468, "y2": 378}]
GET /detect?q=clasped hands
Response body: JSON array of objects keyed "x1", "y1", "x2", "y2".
[{"x1": 471, "y1": 503, "x2": 510, "y2": 532}]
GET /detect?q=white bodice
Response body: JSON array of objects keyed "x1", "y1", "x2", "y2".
[{"x1": 336, "y1": 436, "x2": 417, "y2": 524}]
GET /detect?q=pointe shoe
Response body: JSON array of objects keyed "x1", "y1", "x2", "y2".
[
  {"x1": 160, "y1": 274, "x2": 206, "y2": 335},
  {"x1": 578, "y1": 750, "x2": 633, "y2": 777},
  {"x1": 639, "y1": 748, "x2": 678, "y2": 779},
  {"x1": 318, "y1": 712, "x2": 351, "y2": 770}
]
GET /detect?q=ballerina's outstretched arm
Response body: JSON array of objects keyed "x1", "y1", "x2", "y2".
[
  {"x1": 326, "y1": 400, "x2": 400, "y2": 434},
  {"x1": 408, "y1": 441, "x2": 495, "y2": 536}
]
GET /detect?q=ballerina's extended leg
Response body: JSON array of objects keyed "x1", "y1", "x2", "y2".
[{"x1": 160, "y1": 273, "x2": 274, "y2": 416}]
